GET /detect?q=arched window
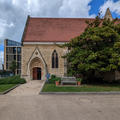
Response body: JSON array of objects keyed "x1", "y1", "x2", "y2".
[{"x1": 52, "y1": 50, "x2": 58, "y2": 68}]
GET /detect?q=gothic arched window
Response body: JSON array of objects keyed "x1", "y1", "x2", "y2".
[{"x1": 52, "y1": 50, "x2": 58, "y2": 68}]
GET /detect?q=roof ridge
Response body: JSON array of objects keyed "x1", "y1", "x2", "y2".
[{"x1": 29, "y1": 17, "x2": 96, "y2": 20}]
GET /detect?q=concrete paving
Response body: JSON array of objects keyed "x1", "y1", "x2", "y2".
[
  {"x1": 6, "y1": 80, "x2": 45, "y2": 96},
  {"x1": 0, "y1": 94, "x2": 120, "y2": 120}
]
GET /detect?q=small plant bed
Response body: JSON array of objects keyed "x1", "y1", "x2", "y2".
[
  {"x1": 42, "y1": 83, "x2": 120, "y2": 92},
  {"x1": 0, "y1": 84, "x2": 17, "y2": 93}
]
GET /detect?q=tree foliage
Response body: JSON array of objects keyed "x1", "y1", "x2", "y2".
[
  {"x1": 9, "y1": 61, "x2": 17, "y2": 75},
  {"x1": 63, "y1": 16, "x2": 120, "y2": 80}
]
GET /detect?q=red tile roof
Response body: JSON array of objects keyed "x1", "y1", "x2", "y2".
[{"x1": 23, "y1": 17, "x2": 95, "y2": 42}]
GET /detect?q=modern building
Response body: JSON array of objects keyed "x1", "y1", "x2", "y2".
[{"x1": 4, "y1": 39, "x2": 21, "y2": 75}]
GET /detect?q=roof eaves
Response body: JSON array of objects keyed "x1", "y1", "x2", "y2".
[{"x1": 21, "y1": 15, "x2": 30, "y2": 45}]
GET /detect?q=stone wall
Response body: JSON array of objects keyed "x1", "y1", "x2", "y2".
[{"x1": 21, "y1": 44, "x2": 67, "y2": 81}]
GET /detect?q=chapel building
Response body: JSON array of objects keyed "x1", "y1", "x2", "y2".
[{"x1": 21, "y1": 8, "x2": 115, "y2": 81}]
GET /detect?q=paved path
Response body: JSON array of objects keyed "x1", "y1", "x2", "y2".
[
  {"x1": 7, "y1": 80, "x2": 45, "y2": 96},
  {"x1": 0, "y1": 94, "x2": 120, "y2": 120}
]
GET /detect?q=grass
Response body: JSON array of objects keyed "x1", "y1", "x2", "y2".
[
  {"x1": 0, "y1": 84, "x2": 17, "y2": 93},
  {"x1": 42, "y1": 83, "x2": 120, "y2": 92}
]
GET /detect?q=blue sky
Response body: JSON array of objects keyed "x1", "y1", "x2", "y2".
[
  {"x1": 89, "y1": 0, "x2": 120, "y2": 18},
  {"x1": 89, "y1": 0, "x2": 105, "y2": 15},
  {"x1": 0, "y1": 0, "x2": 120, "y2": 69}
]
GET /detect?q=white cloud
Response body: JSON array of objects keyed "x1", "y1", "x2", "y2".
[
  {"x1": 0, "y1": 18, "x2": 14, "y2": 42},
  {"x1": 100, "y1": 0, "x2": 120, "y2": 17},
  {"x1": 59, "y1": 0, "x2": 95, "y2": 18},
  {"x1": 0, "y1": 51, "x2": 4, "y2": 70}
]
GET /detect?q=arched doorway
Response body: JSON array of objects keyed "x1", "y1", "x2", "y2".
[
  {"x1": 27, "y1": 48, "x2": 47, "y2": 81},
  {"x1": 33, "y1": 67, "x2": 41, "y2": 80},
  {"x1": 29, "y1": 57, "x2": 44, "y2": 80}
]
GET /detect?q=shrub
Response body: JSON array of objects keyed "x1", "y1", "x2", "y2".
[
  {"x1": 51, "y1": 75, "x2": 56, "y2": 79},
  {"x1": 48, "y1": 75, "x2": 61, "y2": 84},
  {"x1": 0, "y1": 75, "x2": 26, "y2": 84},
  {"x1": 77, "y1": 78, "x2": 82, "y2": 82},
  {"x1": 48, "y1": 78, "x2": 56, "y2": 84},
  {"x1": 54, "y1": 77, "x2": 61, "y2": 82}
]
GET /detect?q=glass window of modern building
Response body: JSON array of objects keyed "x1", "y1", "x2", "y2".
[
  {"x1": 17, "y1": 47, "x2": 21, "y2": 54},
  {"x1": 4, "y1": 39, "x2": 21, "y2": 75}
]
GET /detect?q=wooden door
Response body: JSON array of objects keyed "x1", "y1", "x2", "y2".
[{"x1": 33, "y1": 67, "x2": 37, "y2": 80}]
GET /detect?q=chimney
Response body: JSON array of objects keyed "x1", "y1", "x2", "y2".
[{"x1": 104, "y1": 8, "x2": 113, "y2": 21}]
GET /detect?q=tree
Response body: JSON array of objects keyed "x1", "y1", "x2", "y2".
[
  {"x1": 9, "y1": 61, "x2": 17, "y2": 75},
  {"x1": 63, "y1": 16, "x2": 120, "y2": 82}
]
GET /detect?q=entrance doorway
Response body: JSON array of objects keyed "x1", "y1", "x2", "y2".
[{"x1": 33, "y1": 67, "x2": 41, "y2": 80}]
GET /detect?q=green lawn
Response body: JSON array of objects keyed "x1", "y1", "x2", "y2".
[
  {"x1": 42, "y1": 83, "x2": 120, "y2": 92},
  {"x1": 0, "y1": 84, "x2": 17, "y2": 93}
]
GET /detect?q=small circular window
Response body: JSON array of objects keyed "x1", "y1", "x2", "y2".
[{"x1": 35, "y1": 52, "x2": 38, "y2": 55}]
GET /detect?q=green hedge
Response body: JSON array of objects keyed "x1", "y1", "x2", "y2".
[{"x1": 0, "y1": 76, "x2": 26, "y2": 84}]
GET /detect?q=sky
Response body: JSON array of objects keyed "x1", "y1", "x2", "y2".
[{"x1": 0, "y1": 0, "x2": 120, "y2": 69}]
